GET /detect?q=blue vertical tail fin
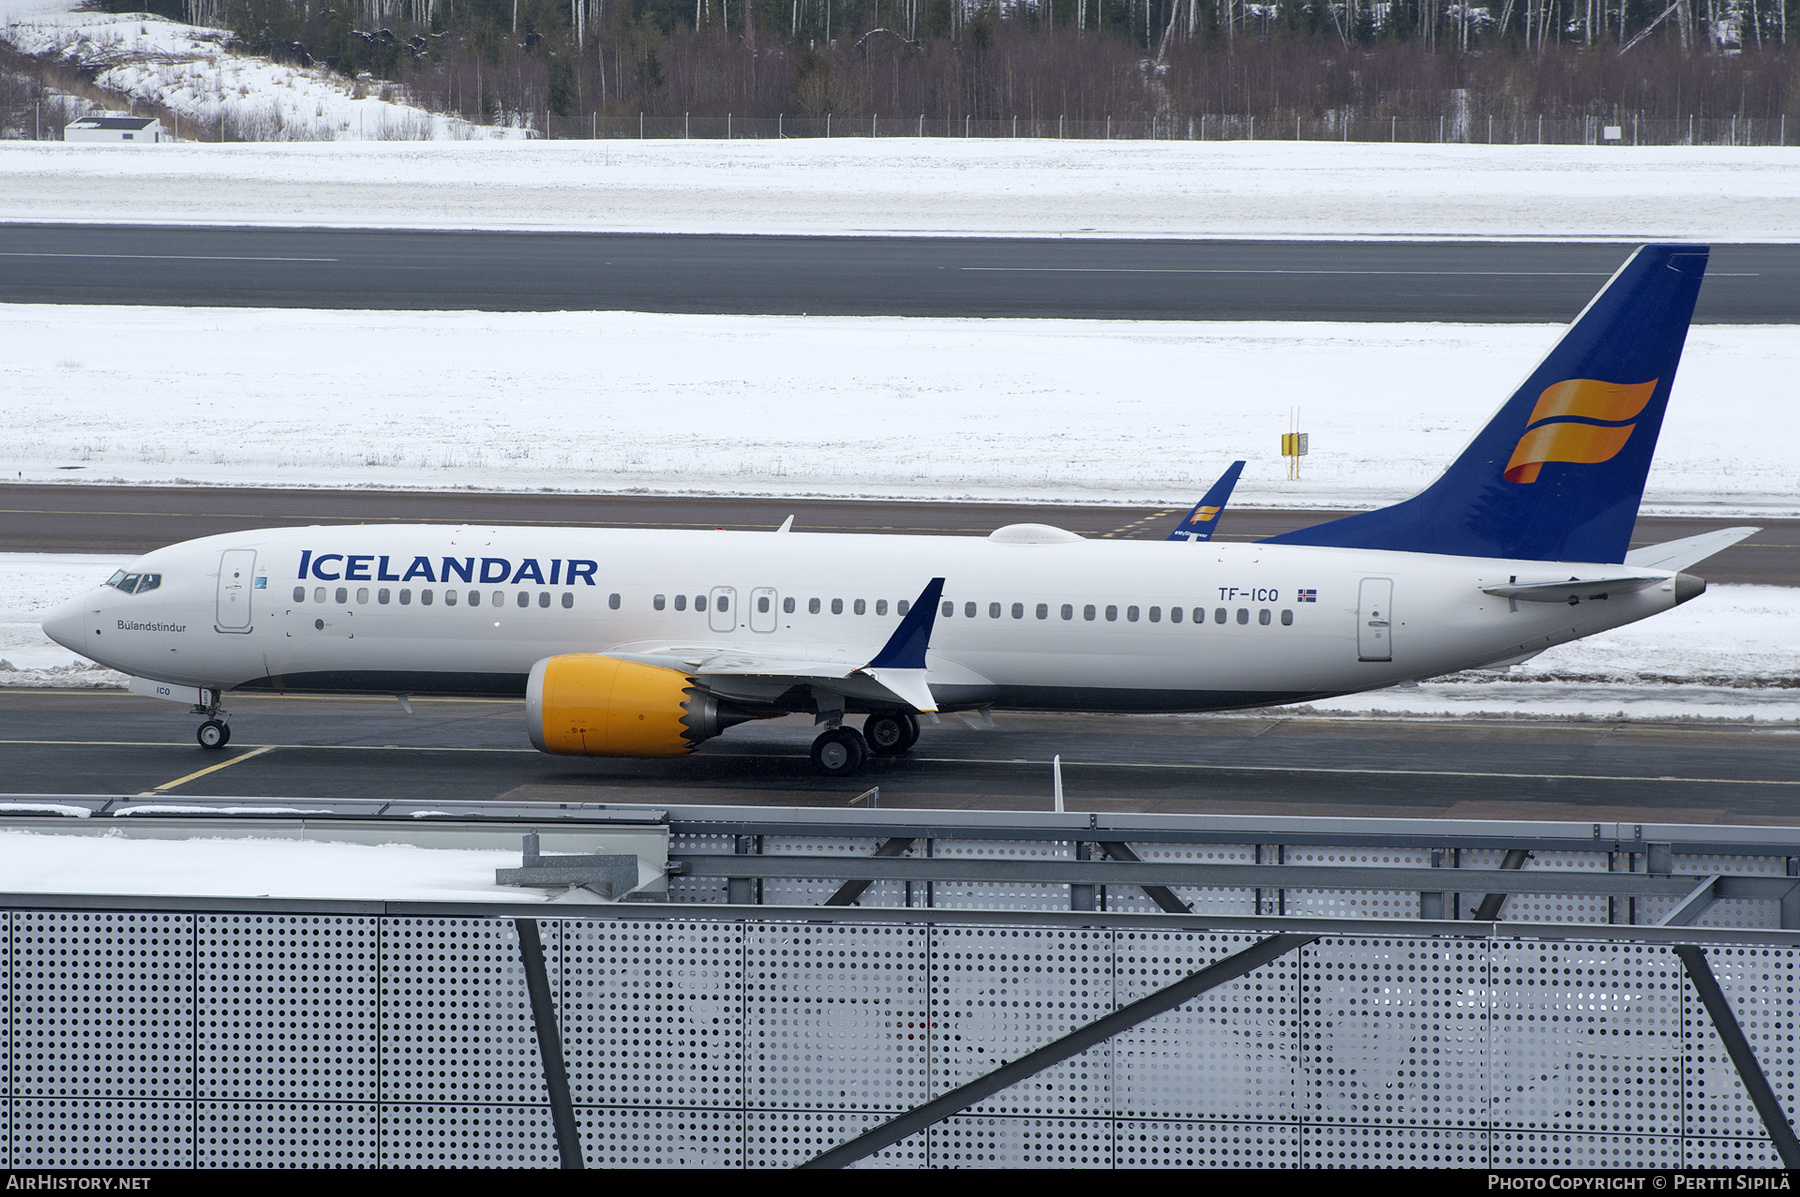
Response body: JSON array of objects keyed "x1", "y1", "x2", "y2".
[
  {"x1": 1166, "y1": 460, "x2": 1246, "y2": 542},
  {"x1": 1262, "y1": 245, "x2": 1708, "y2": 564}
]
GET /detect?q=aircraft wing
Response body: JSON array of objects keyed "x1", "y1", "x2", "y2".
[
  {"x1": 600, "y1": 578, "x2": 950, "y2": 713},
  {"x1": 1166, "y1": 460, "x2": 1246, "y2": 542}
]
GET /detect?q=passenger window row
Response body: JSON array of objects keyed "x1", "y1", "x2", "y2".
[
  {"x1": 938, "y1": 600, "x2": 1296, "y2": 627},
  {"x1": 294, "y1": 585, "x2": 583, "y2": 610},
  {"x1": 651, "y1": 594, "x2": 912, "y2": 617}
]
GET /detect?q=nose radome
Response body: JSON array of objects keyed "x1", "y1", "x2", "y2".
[{"x1": 41, "y1": 592, "x2": 91, "y2": 653}]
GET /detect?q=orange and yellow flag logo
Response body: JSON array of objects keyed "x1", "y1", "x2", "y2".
[
  {"x1": 1503, "y1": 378, "x2": 1659, "y2": 484},
  {"x1": 1187, "y1": 505, "x2": 1222, "y2": 525}
]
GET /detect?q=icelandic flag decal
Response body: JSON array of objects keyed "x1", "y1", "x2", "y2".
[{"x1": 1298, "y1": 589, "x2": 1317, "y2": 602}]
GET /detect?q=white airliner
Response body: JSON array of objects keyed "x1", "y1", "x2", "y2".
[{"x1": 41, "y1": 245, "x2": 1754, "y2": 775}]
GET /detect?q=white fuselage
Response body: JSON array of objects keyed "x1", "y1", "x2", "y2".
[{"x1": 43, "y1": 523, "x2": 1681, "y2": 714}]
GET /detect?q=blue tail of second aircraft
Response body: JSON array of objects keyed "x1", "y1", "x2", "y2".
[
  {"x1": 1167, "y1": 460, "x2": 1246, "y2": 542},
  {"x1": 1262, "y1": 244, "x2": 1709, "y2": 564}
]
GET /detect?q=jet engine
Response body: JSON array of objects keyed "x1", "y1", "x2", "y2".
[{"x1": 526, "y1": 655, "x2": 742, "y2": 757}]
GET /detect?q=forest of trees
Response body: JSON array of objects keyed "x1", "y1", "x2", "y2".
[{"x1": 113, "y1": 0, "x2": 1800, "y2": 135}]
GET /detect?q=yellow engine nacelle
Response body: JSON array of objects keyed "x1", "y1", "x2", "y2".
[{"x1": 526, "y1": 655, "x2": 728, "y2": 758}]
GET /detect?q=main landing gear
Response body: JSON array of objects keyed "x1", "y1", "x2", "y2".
[{"x1": 808, "y1": 712, "x2": 922, "y2": 777}]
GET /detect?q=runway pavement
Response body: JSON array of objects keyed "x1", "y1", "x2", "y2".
[
  {"x1": 4, "y1": 484, "x2": 1792, "y2": 584},
  {"x1": 4, "y1": 690, "x2": 1798, "y2": 821},
  {"x1": 0, "y1": 226, "x2": 1791, "y2": 321}
]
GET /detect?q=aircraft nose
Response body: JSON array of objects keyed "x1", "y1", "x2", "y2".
[{"x1": 40, "y1": 593, "x2": 90, "y2": 653}]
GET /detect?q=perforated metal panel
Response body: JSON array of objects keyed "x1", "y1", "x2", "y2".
[
  {"x1": 1491, "y1": 942, "x2": 1684, "y2": 1134},
  {"x1": 1300, "y1": 1124, "x2": 1489, "y2": 1167},
  {"x1": 14, "y1": 1099, "x2": 192, "y2": 1168},
  {"x1": 930, "y1": 839, "x2": 1073, "y2": 912},
  {"x1": 1683, "y1": 943, "x2": 1800, "y2": 1143},
  {"x1": 197, "y1": 1101, "x2": 377, "y2": 1167},
  {"x1": 1113, "y1": 930, "x2": 1296, "y2": 1121},
  {"x1": 668, "y1": 834, "x2": 732, "y2": 904},
  {"x1": 748, "y1": 923, "x2": 927, "y2": 1111},
  {"x1": 744, "y1": 1110, "x2": 924, "y2": 1168},
  {"x1": 579, "y1": 1107, "x2": 743, "y2": 1168},
  {"x1": 1114, "y1": 842, "x2": 1257, "y2": 917},
  {"x1": 934, "y1": 1115, "x2": 1111, "y2": 1167},
  {"x1": 1303, "y1": 937, "x2": 1489, "y2": 1127},
  {"x1": 1684, "y1": 1136, "x2": 1784, "y2": 1168},
  {"x1": 14, "y1": 911, "x2": 192, "y2": 1100},
  {"x1": 931, "y1": 926, "x2": 1111, "y2": 1116},
  {"x1": 197, "y1": 914, "x2": 377, "y2": 1101},
  {"x1": 380, "y1": 918, "x2": 551, "y2": 1105},
  {"x1": 1114, "y1": 1120, "x2": 1297, "y2": 1167},
  {"x1": 561, "y1": 920, "x2": 742, "y2": 1107},
  {"x1": 1490, "y1": 1131, "x2": 1680, "y2": 1168},
  {"x1": 1283, "y1": 846, "x2": 1433, "y2": 920},
  {"x1": 380, "y1": 1104, "x2": 558, "y2": 1167},
  {"x1": 760, "y1": 836, "x2": 907, "y2": 908}
]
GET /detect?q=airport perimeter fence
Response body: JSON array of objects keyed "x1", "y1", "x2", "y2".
[
  {"x1": 594, "y1": 112, "x2": 1791, "y2": 146},
  {"x1": 3, "y1": 897, "x2": 1799, "y2": 1169}
]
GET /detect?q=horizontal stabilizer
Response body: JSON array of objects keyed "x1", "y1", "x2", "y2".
[
  {"x1": 1624, "y1": 526, "x2": 1758, "y2": 572},
  {"x1": 1482, "y1": 575, "x2": 1665, "y2": 604}
]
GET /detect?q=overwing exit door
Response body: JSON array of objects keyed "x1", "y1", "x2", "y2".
[
  {"x1": 216, "y1": 548, "x2": 256, "y2": 632},
  {"x1": 1358, "y1": 577, "x2": 1393, "y2": 662},
  {"x1": 749, "y1": 587, "x2": 778, "y2": 633},
  {"x1": 709, "y1": 586, "x2": 737, "y2": 634}
]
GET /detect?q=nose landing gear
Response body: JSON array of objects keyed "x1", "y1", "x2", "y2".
[{"x1": 196, "y1": 719, "x2": 231, "y2": 750}]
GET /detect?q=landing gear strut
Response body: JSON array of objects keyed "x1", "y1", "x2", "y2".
[
  {"x1": 196, "y1": 719, "x2": 231, "y2": 750},
  {"x1": 810, "y1": 726, "x2": 868, "y2": 777},
  {"x1": 863, "y1": 711, "x2": 920, "y2": 757}
]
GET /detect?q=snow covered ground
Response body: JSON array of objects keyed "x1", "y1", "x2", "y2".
[
  {"x1": 0, "y1": 136, "x2": 1796, "y2": 239},
  {"x1": 0, "y1": 1, "x2": 514, "y2": 142},
  {"x1": 3, "y1": 304, "x2": 1794, "y2": 515},
  {"x1": 6, "y1": 552, "x2": 1797, "y2": 721}
]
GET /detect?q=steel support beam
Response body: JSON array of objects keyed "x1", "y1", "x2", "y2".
[
  {"x1": 824, "y1": 837, "x2": 916, "y2": 906},
  {"x1": 514, "y1": 918, "x2": 584, "y2": 1170},
  {"x1": 683, "y1": 853, "x2": 1713, "y2": 901},
  {"x1": 1472, "y1": 848, "x2": 1531, "y2": 920},
  {"x1": 800, "y1": 932, "x2": 1316, "y2": 1169},
  {"x1": 1098, "y1": 840, "x2": 1192, "y2": 914},
  {"x1": 1675, "y1": 944, "x2": 1800, "y2": 1169},
  {"x1": 1659, "y1": 876, "x2": 1720, "y2": 927}
]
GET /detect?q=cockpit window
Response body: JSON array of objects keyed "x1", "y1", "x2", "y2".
[{"x1": 106, "y1": 571, "x2": 161, "y2": 595}]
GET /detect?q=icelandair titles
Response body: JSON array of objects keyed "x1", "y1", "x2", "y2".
[{"x1": 297, "y1": 551, "x2": 599, "y2": 587}]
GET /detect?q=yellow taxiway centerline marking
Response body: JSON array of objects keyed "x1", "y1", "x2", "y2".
[{"x1": 139, "y1": 745, "x2": 275, "y2": 795}]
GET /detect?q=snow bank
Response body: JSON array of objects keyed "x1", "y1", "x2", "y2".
[
  {"x1": 1, "y1": 4, "x2": 517, "y2": 143},
  {"x1": 0, "y1": 552, "x2": 128, "y2": 688},
  {"x1": 2, "y1": 304, "x2": 1793, "y2": 515},
  {"x1": 0, "y1": 136, "x2": 1795, "y2": 238}
]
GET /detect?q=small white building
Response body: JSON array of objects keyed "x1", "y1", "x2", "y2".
[{"x1": 64, "y1": 114, "x2": 164, "y2": 144}]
